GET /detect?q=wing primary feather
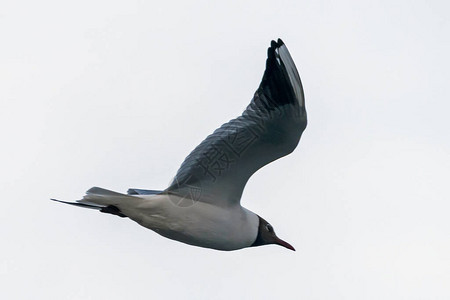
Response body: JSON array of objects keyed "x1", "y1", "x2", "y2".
[
  {"x1": 166, "y1": 39, "x2": 307, "y2": 207},
  {"x1": 50, "y1": 199, "x2": 127, "y2": 218},
  {"x1": 50, "y1": 198, "x2": 103, "y2": 210}
]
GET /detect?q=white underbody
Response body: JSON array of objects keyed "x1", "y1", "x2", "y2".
[{"x1": 89, "y1": 194, "x2": 259, "y2": 251}]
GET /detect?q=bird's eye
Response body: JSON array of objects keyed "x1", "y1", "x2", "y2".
[{"x1": 266, "y1": 224, "x2": 273, "y2": 232}]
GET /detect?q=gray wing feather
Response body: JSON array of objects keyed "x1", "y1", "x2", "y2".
[
  {"x1": 127, "y1": 188, "x2": 163, "y2": 195},
  {"x1": 166, "y1": 39, "x2": 307, "y2": 207}
]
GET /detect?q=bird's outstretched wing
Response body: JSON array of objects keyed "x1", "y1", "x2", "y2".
[{"x1": 166, "y1": 39, "x2": 307, "y2": 207}]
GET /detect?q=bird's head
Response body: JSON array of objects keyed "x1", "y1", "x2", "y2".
[{"x1": 251, "y1": 215, "x2": 295, "y2": 251}]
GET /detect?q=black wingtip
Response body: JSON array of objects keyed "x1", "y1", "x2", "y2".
[
  {"x1": 50, "y1": 198, "x2": 72, "y2": 204},
  {"x1": 269, "y1": 39, "x2": 284, "y2": 51},
  {"x1": 51, "y1": 198, "x2": 98, "y2": 207},
  {"x1": 267, "y1": 39, "x2": 285, "y2": 59},
  {"x1": 51, "y1": 198, "x2": 128, "y2": 218},
  {"x1": 270, "y1": 38, "x2": 285, "y2": 49},
  {"x1": 260, "y1": 37, "x2": 305, "y2": 109},
  {"x1": 267, "y1": 39, "x2": 280, "y2": 63}
]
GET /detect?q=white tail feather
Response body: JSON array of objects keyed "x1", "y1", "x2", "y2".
[{"x1": 79, "y1": 186, "x2": 142, "y2": 208}]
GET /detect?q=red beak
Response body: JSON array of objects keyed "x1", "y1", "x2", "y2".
[{"x1": 275, "y1": 237, "x2": 296, "y2": 251}]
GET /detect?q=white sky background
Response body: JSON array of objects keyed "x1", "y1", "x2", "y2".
[{"x1": 1, "y1": 0, "x2": 449, "y2": 299}]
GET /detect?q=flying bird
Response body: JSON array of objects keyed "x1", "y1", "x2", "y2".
[{"x1": 52, "y1": 39, "x2": 307, "y2": 251}]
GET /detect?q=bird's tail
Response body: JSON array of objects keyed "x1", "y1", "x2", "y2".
[{"x1": 51, "y1": 187, "x2": 142, "y2": 218}]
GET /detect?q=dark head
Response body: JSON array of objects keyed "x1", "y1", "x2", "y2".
[{"x1": 251, "y1": 215, "x2": 295, "y2": 251}]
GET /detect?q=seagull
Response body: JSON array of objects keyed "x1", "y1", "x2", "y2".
[{"x1": 52, "y1": 39, "x2": 307, "y2": 251}]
